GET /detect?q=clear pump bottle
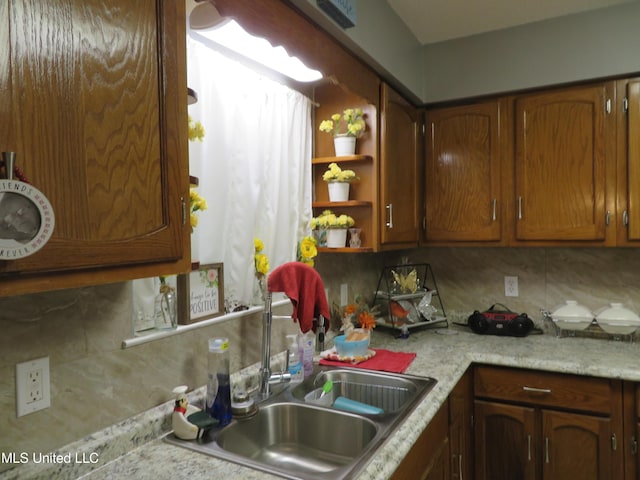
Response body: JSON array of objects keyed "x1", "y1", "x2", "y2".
[
  {"x1": 299, "y1": 330, "x2": 316, "y2": 378},
  {"x1": 286, "y1": 334, "x2": 303, "y2": 384},
  {"x1": 206, "y1": 337, "x2": 232, "y2": 426}
]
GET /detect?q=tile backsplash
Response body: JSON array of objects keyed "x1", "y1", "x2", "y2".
[{"x1": 1, "y1": 247, "x2": 639, "y2": 467}]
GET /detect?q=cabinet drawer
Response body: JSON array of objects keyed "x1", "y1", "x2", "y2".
[{"x1": 474, "y1": 365, "x2": 614, "y2": 414}]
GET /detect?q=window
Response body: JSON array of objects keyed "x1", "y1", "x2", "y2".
[{"x1": 186, "y1": 35, "x2": 314, "y2": 308}]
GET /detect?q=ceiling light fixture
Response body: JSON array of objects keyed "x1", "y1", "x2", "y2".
[{"x1": 189, "y1": 3, "x2": 323, "y2": 83}]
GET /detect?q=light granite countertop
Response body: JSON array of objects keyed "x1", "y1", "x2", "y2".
[{"x1": 6, "y1": 327, "x2": 640, "y2": 480}]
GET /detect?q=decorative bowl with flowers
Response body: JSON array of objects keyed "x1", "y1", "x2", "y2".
[
  {"x1": 333, "y1": 294, "x2": 378, "y2": 357},
  {"x1": 334, "y1": 329, "x2": 370, "y2": 357}
]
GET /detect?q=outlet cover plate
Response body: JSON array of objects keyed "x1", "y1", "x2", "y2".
[
  {"x1": 16, "y1": 357, "x2": 51, "y2": 417},
  {"x1": 505, "y1": 276, "x2": 519, "y2": 297},
  {"x1": 340, "y1": 283, "x2": 349, "y2": 306}
]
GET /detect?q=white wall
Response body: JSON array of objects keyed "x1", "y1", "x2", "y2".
[
  {"x1": 287, "y1": 0, "x2": 425, "y2": 103},
  {"x1": 290, "y1": 0, "x2": 640, "y2": 103},
  {"x1": 422, "y1": 1, "x2": 640, "y2": 102}
]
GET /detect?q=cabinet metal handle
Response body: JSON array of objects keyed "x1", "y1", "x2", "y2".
[
  {"x1": 451, "y1": 454, "x2": 459, "y2": 478},
  {"x1": 623, "y1": 210, "x2": 629, "y2": 227},
  {"x1": 612, "y1": 433, "x2": 617, "y2": 451},
  {"x1": 386, "y1": 204, "x2": 393, "y2": 228},
  {"x1": 491, "y1": 199, "x2": 497, "y2": 221},
  {"x1": 181, "y1": 196, "x2": 187, "y2": 225},
  {"x1": 545, "y1": 437, "x2": 550, "y2": 463},
  {"x1": 606, "y1": 210, "x2": 611, "y2": 226},
  {"x1": 459, "y1": 454, "x2": 463, "y2": 480},
  {"x1": 2, "y1": 152, "x2": 16, "y2": 180},
  {"x1": 527, "y1": 434, "x2": 532, "y2": 461},
  {"x1": 518, "y1": 196, "x2": 523, "y2": 220},
  {"x1": 523, "y1": 386, "x2": 552, "y2": 394}
]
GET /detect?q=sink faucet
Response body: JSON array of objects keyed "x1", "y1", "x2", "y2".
[{"x1": 258, "y1": 291, "x2": 291, "y2": 399}]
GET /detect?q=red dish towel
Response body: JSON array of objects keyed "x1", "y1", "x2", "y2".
[
  {"x1": 267, "y1": 262, "x2": 330, "y2": 333},
  {"x1": 319, "y1": 348, "x2": 416, "y2": 374}
]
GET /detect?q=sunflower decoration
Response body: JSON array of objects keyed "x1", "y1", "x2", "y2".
[
  {"x1": 297, "y1": 235, "x2": 318, "y2": 267},
  {"x1": 253, "y1": 237, "x2": 270, "y2": 303},
  {"x1": 188, "y1": 115, "x2": 205, "y2": 141},
  {"x1": 187, "y1": 114, "x2": 207, "y2": 233},
  {"x1": 254, "y1": 238, "x2": 270, "y2": 277},
  {"x1": 189, "y1": 188, "x2": 208, "y2": 233}
]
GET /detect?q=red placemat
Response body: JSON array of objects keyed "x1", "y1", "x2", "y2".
[{"x1": 319, "y1": 348, "x2": 416, "y2": 373}]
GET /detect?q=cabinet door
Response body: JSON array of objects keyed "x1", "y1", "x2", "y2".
[
  {"x1": 514, "y1": 83, "x2": 613, "y2": 242},
  {"x1": 425, "y1": 101, "x2": 502, "y2": 242},
  {"x1": 379, "y1": 83, "x2": 419, "y2": 248},
  {"x1": 623, "y1": 79, "x2": 640, "y2": 242},
  {"x1": 0, "y1": 1, "x2": 188, "y2": 287},
  {"x1": 542, "y1": 409, "x2": 614, "y2": 480},
  {"x1": 392, "y1": 403, "x2": 450, "y2": 480},
  {"x1": 475, "y1": 400, "x2": 537, "y2": 480},
  {"x1": 449, "y1": 371, "x2": 472, "y2": 480}
]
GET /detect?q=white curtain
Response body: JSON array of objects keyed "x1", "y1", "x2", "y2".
[{"x1": 186, "y1": 36, "x2": 313, "y2": 306}]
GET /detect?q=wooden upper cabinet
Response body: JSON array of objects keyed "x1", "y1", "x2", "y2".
[
  {"x1": 617, "y1": 78, "x2": 640, "y2": 245},
  {"x1": 514, "y1": 83, "x2": 615, "y2": 243},
  {"x1": 425, "y1": 100, "x2": 503, "y2": 243},
  {"x1": 0, "y1": 0, "x2": 190, "y2": 296},
  {"x1": 379, "y1": 83, "x2": 420, "y2": 248}
]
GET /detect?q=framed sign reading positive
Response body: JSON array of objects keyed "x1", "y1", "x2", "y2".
[
  {"x1": 177, "y1": 263, "x2": 224, "y2": 325},
  {"x1": 0, "y1": 180, "x2": 55, "y2": 259}
]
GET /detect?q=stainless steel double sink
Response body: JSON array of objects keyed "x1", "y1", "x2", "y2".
[{"x1": 164, "y1": 365, "x2": 437, "y2": 480}]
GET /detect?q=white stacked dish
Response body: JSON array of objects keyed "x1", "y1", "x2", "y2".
[
  {"x1": 550, "y1": 300, "x2": 594, "y2": 331},
  {"x1": 594, "y1": 303, "x2": 640, "y2": 335}
]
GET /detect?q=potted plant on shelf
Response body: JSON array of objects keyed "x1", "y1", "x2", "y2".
[
  {"x1": 310, "y1": 209, "x2": 355, "y2": 248},
  {"x1": 322, "y1": 162, "x2": 358, "y2": 202},
  {"x1": 318, "y1": 108, "x2": 366, "y2": 156}
]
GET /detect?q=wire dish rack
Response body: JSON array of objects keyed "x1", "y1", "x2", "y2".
[{"x1": 372, "y1": 263, "x2": 447, "y2": 332}]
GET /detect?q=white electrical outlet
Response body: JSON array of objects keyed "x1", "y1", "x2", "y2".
[
  {"x1": 16, "y1": 357, "x2": 51, "y2": 417},
  {"x1": 340, "y1": 283, "x2": 349, "y2": 306},
  {"x1": 505, "y1": 276, "x2": 519, "y2": 297}
]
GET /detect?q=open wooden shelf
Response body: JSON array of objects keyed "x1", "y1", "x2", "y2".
[
  {"x1": 318, "y1": 247, "x2": 374, "y2": 253},
  {"x1": 312, "y1": 200, "x2": 372, "y2": 208},
  {"x1": 312, "y1": 154, "x2": 372, "y2": 165}
]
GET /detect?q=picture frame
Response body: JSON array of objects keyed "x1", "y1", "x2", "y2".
[{"x1": 177, "y1": 263, "x2": 224, "y2": 325}]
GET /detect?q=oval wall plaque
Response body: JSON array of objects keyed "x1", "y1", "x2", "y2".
[{"x1": 0, "y1": 180, "x2": 55, "y2": 259}]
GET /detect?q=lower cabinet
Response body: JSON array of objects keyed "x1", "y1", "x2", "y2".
[
  {"x1": 475, "y1": 400, "x2": 536, "y2": 479},
  {"x1": 392, "y1": 370, "x2": 473, "y2": 480},
  {"x1": 392, "y1": 366, "x2": 631, "y2": 480},
  {"x1": 391, "y1": 401, "x2": 450, "y2": 480},
  {"x1": 449, "y1": 370, "x2": 473, "y2": 480},
  {"x1": 474, "y1": 365, "x2": 624, "y2": 480},
  {"x1": 622, "y1": 381, "x2": 640, "y2": 480}
]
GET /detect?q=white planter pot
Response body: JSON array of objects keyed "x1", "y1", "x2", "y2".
[
  {"x1": 326, "y1": 228, "x2": 348, "y2": 248},
  {"x1": 333, "y1": 136, "x2": 356, "y2": 156},
  {"x1": 328, "y1": 181, "x2": 350, "y2": 202}
]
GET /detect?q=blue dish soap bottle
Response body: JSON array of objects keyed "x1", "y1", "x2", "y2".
[{"x1": 206, "y1": 337, "x2": 232, "y2": 426}]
